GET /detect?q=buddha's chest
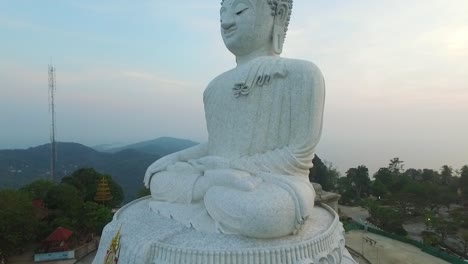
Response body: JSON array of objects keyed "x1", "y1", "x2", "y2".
[
  {"x1": 206, "y1": 74, "x2": 277, "y2": 124},
  {"x1": 205, "y1": 71, "x2": 288, "y2": 137},
  {"x1": 205, "y1": 81, "x2": 260, "y2": 129},
  {"x1": 203, "y1": 60, "x2": 293, "y2": 156}
]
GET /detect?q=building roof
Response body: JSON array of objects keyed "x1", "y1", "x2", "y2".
[{"x1": 44, "y1": 227, "x2": 73, "y2": 242}]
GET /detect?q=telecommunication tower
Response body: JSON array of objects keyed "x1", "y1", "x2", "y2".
[{"x1": 48, "y1": 65, "x2": 57, "y2": 181}]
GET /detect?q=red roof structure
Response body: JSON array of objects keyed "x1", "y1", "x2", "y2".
[{"x1": 44, "y1": 227, "x2": 73, "y2": 242}]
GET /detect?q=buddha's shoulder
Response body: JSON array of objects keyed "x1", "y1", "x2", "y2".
[
  {"x1": 204, "y1": 57, "x2": 324, "y2": 96},
  {"x1": 280, "y1": 58, "x2": 324, "y2": 79},
  {"x1": 203, "y1": 70, "x2": 234, "y2": 99},
  {"x1": 209, "y1": 57, "x2": 322, "y2": 79},
  {"x1": 208, "y1": 70, "x2": 233, "y2": 85}
]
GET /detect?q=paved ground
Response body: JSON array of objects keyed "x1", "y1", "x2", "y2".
[
  {"x1": 346, "y1": 230, "x2": 450, "y2": 264},
  {"x1": 339, "y1": 205, "x2": 380, "y2": 229},
  {"x1": 346, "y1": 246, "x2": 371, "y2": 264},
  {"x1": 8, "y1": 245, "x2": 37, "y2": 264},
  {"x1": 75, "y1": 252, "x2": 96, "y2": 264},
  {"x1": 340, "y1": 205, "x2": 466, "y2": 256},
  {"x1": 402, "y1": 221, "x2": 425, "y2": 242},
  {"x1": 339, "y1": 205, "x2": 370, "y2": 223}
]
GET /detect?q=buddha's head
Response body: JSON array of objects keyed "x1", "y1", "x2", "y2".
[{"x1": 220, "y1": 0, "x2": 292, "y2": 58}]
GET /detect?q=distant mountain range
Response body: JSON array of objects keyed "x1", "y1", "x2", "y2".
[
  {"x1": 0, "y1": 137, "x2": 199, "y2": 202},
  {"x1": 93, "y1": 137, "x2": 198, "y2": 156}
]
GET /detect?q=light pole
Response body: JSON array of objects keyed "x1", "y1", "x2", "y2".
[
  {"x1": 372, "y1": 240, "x2": 379, "y2": 264},
  {"x1": 361, "y1": 234, "x2": 364, "y2": 255}
]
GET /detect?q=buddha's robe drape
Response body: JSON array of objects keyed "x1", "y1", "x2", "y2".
[{"x1": 150, "y1": 57, "x2": 325, "y2": 238}]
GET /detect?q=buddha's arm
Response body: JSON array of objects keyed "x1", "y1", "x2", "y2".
[
  {"x1": 144, "y1": 143, "x2": 208, "y2": 187},
  {"x1": 230, "y1": 62, "x2": 325, "y2": 177},
  {"x1": 177, "y1": 143, "x2": 209, "y2": 161}
]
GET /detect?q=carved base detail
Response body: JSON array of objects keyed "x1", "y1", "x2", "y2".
[{"x1": 93, "y1": 197, "x2": 356, "y2": 264}]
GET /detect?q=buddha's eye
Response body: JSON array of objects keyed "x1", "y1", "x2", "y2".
[
  {"x1": 236, "y1": 7, "x2": 249, "y2": 15},
  {"x1": 234, "y1": 3, "x2": 249, "y2": 15}
]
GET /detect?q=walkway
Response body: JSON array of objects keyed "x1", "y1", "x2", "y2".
[{"x1": 345, "y1": 230, "x2": 449, "y2": 264}]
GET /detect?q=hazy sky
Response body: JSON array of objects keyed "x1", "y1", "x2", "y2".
[{"x1": 0, "y1": 0, "x2": 467, "y2": 174}]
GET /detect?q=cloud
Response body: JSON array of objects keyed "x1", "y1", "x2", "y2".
[{"x1": 284, "y1": 1, "x2": 468, "y2": 110}]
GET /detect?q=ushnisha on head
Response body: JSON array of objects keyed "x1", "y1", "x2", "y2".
[{"x1": 220, "y1": 0, "x2": 293, "y2": 63}]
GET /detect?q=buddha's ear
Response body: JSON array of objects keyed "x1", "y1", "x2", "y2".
[
  {"x1": 274, "y1": 2, "x2": 289, "y2": 26},
  {"x1": 272, "y1": 2, "x2": 289, "y2": 54}
]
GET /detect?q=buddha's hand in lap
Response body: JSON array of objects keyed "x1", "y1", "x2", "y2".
[
  {"x1": 207, "y1": 169, "x2": 263, "y2": 190},
  {"x1": 193, "y1": 169, "x2": 263, "y2": 201},
  {"x1": 144, "y1": 153, "x2": 180, "y2": 187},
  {"x1": 191, "y1": 156, "x2": 230, "y2": 170}
]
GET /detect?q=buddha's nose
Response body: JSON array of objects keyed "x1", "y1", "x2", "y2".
[{"x1": 221, "y1": 17, "x2": 235, "y2": 30}]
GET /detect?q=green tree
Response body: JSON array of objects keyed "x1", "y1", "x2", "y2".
[
  {"x1": 324, "y1": 163, "x2": 341, "y2": 192},
  {"x1": 137, "y1": 187, "x2": 151, "y2": 198},
  {"x1": 62, "y1": 168, "x2": 124, "y2": 207},
  {"x1": 387, "y1": 174, "x2": 411, "y2": 194},
  {"x1": 346, "y1": 165, "x2": 371, "y2": 201},
  {"x1": 44, "y1": 184, "x2": 83, "y2": 219},
  {"x1": 422, "y1": 231, "x2": 440, "y2": 246},
  {"x1": 310, "y1": 155, "x2": 328, "y2": 190},
  {"x1": 20, "y1": 179, "x2": 56, "y2": 200},
  {"x1": 440, "y1": 165, "x2": 453, "y2": 185},
  {"x1": 421, "y1": 169, "x2": 439, "y2": 183},
  {"x1": 49, "y1": 216, "x2": 77, "y2": 231},
  {"x1": 459, "y1": 165, "x2": 468, "y2": 199},
  {"x1": 435, "y1": 186, "x2": 457, "y2": 210},
  {"x1": 77, "y1": 202, "x2": 112, "y2": 236},
  {"x1": 371, "y1": 178, "x2": 389, "y2": 198},
  {"x1": 404, "y1": 168, "x2": 422, "y2": 181},
  {"x1": 388, "y1": 157, "x2": 404, "y2": 175},
  {"x1": 430, "y1": 215, "x2": 458, "y2": 243},
  {"x1": 459, "y1": 229, "x2": 468, "y2": 257},
  {"x1": 0, "y1": 190, "x2": 38, "y2": 261},
  {"x1": 336, "y1": 177, "x2": 354, "y2": 204},
  {"x1": 309, "y1": 155, "x2": 326, "y2": 183},
  {"x1": 374, "y1": 168, "x2": 394, "y2": 187},
  {"x1": 388, "y1": 180, "x2": 426, "y2": 218},
  {"x1": 309, "y1": 156, "x2": 340, "y2": 192},
  {"x1": 368, "y1": 203, "x2": 407, "y2": 236}
]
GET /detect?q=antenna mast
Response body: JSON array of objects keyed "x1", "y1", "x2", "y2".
[{"x1": 48, "y1": 65, "x2": 57, "y2": 181}]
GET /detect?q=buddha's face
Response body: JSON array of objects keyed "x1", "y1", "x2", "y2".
[{"x1": 220, "y1": 0, "x2": 274, "y2": 56}]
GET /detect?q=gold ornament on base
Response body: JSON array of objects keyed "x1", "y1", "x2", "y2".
[{"x1": 104, "y1": 225, "x2": 122, "y2": 264}]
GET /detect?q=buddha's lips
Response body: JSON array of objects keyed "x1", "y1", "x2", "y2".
[{"x1": 223, "y1": 27, "x2": 237, "y2": 37}]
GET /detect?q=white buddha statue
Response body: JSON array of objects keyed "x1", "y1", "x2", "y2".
[{"x1": 144, "y1": 0, "x2": 325, "y2": 239}]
